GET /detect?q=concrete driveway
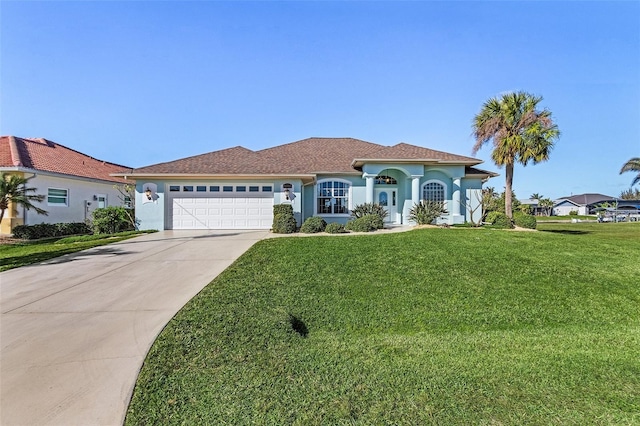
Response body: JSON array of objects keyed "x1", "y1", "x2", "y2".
[{"x1": 0, "y1": 230, "x2": 268, "y2": 426}]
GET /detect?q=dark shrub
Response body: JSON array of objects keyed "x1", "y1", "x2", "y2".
[
  {"x1": 409, "y1": 200, "x2": 448, "y2": 225},
  {"x1": 514, "y1": 213, "x2": 537, "y2": 229},
  {"x1": 569, "y1": 210, "x2": 578, "y2": 216},
  {"x1": 300, "y1": 216, "x2": 327, "y2": 233},
  {"x1": 273, "y1": 204, "x2": 294, "y2": 217},
  {"x1": 272, "y1": 213, "x2": 297, "y2": 234},
  {"x1": 345, "y1": 214, "x2": 383, "y2": 232},
  {"x1": 272, "y1": 204, "x2": 297, "y2": 234},
  {"x1": 12, "y1": 222, "x2": 92, "y2": 240},
  {"x1": 325, "y1": 222, "x2": 347, "y2": 234},
  {"x1": 485, "y1": 211, "x2": 513, "y2": 229},
  {"x1": 92, "y1": 207, "x2": 135, "y2": 234},
  {"x1": 350, "y1": 203, "x2": 388, "y2": 222}
]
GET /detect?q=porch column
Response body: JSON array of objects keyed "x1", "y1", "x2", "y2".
[
  {"x1": 411, "y1": 176, "x2": 420, "y2": 204},
  {"x1": 452, "y1": 178, "x2": 461, "y2": 215},
  {"x1": 365, "y1": 175, "x2": 374, "y2": 203}
]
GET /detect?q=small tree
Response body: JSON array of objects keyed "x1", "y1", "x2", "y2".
[
  {"x1": 619, "y1": 188, "x2": 640, "y2": 200},
  {"x1": 92, "y1": 206, "x2": 134, "y2": 234},
  {"x1": 0, "y1": 173, "x2": 48, "y2": 225},
  {"x1": 113, "y1": 183, "x2": 137, "y2": 229}
]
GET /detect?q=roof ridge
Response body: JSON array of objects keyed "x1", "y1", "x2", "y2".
[{"x1": 8, "y1": 136, "x2": 23, "y2": 166}]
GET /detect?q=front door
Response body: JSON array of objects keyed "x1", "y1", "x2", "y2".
[
  {"x1": 375, "y1": 188, "x2": 397, "y2": 223},
  {"x1": 96, "y1": 194, "x2": 107, "y2": 208}
]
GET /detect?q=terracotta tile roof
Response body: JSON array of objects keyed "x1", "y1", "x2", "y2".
[
  {"x1": 0, "y1": 136, "x2": 131, "y2": 184},
  {"x1": 129, "y1": 137, "x2": 483, "y2": 176}
]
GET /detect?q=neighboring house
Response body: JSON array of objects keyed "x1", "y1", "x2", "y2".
[
  {"x1": 519, "y1": 198, "x2": 548, "y2": 216},
  {"x1": 0, "y1": 136, "x2": 132, "y2": 234},
  {"x1": 553, "y1": 193, "x2": 618, "y2": 216},
  {"x1": 115, "y1": 137, "x2": 497, "y2": 231}
]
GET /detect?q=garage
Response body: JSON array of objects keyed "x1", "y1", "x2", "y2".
[{"x1": 168, "y1": 184, "x2": 274, "y2": 230}]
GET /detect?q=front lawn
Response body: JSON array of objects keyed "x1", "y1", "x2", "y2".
[
  {"x1": 126, "y1": 223, "x2": 640, "y2": 425},
  {"x1": 0, "y1": 231, "x2": 155, "y2": 272}
]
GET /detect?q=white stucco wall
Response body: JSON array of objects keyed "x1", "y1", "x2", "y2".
[{"x1": 17, "y1": 173, "x2": 128, "y2": 225}]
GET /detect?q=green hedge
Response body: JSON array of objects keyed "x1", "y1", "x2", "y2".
[
  {"x1": 325, "y1": 222, "x2": 347, "y2": 234},
  {"x1": 485, "y1": 211, "x2": 513, "y2": 229},
  {"x1": 12, "y1": 222, "x2": 92, "y2": 240},
  {"x1": 300, "y1": 217, "x2": 327, "y2": 233},
  {"x1": 345, "y1": 214, "x2": 383, "y2": 232},
  {"x1": 92, "y1": 207, "x2": 135, "y2": 234},
  {"x1": 514, "y1": 213, "x2": 537, "y2": 229}
]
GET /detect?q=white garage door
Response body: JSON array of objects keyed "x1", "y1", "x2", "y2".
[{"x1": 172, "y1": 197, "x2": 273, "y2": 229}]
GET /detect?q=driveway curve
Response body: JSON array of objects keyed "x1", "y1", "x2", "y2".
[{"x1": 0, "y1": 230, "x2": 268, "y2": 426}]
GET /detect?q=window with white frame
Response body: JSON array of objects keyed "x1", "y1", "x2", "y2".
[
  {"x1": 422, "y1": 181, "x2": 445, "y2": 202},
  {"x1": 317, "y1": 180, "x2": 350, "y2": 214},
  {"x1": 47, "y1": 188, "x2": 68, "y2": 206}
]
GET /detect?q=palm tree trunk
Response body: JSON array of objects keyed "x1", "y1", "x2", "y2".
[{"x1": 505, "y1": 163, "x2": 514, "y2": 219}]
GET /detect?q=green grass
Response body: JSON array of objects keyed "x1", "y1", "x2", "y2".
[
  {"x1": 0, "y1": 230, "x2": 155, "y2": 272},
  {"x1": 126, "y1": 223, "x2": 640, "y2": 425},
  {"x1": 536, "y1": 215, "x2": 594, "y2": 221}
]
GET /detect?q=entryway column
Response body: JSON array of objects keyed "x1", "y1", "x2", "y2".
[
  {"x1": 365, "y1": 175, "x2": 374, "y2": 203},
  {"x1": 452, "y1": 178, "x2": 461, "y2": 215},
  {"x1": 411, "y1": 176, "x2": 420, "y2": 204}
]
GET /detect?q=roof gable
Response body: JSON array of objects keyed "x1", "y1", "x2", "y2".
[
  {"x1": 557, "y1": 193, "x2": 615, "y2": 206},
  {"x1": 357, "y1": 143, "x2": 480, "y2": 164},
  {"x1": 0, "y1": 136, "x2": 131, "y2": 183}
]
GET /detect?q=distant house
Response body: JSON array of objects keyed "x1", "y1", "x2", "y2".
[
  {"x1": 116, "y1": 137, "x2": 497, "y2": 231},
  {"x1": 519, "y1": 198, "x2": 548, "y2": 216},
  {"x1": 552, "y1": 193, "x2": 640, "y2": 216},
  {"x1": 0, "y1": 136, "x2": 132, "y2": 234}
]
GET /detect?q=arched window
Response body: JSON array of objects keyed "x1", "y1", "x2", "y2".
[
  {"x1": 374, "y1": 175, "x2": 397, "y2": 185},
  {"x1": 317, "y1": 180, "x2": 350, "y2": 214},
  {"x1": 422, "y1": 181, "x2": 445, "y2": 202}
]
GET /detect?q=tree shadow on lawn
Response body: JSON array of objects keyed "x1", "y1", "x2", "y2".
[{"x1": 539, "y1": 229, "x2": 592, "y2": 235}]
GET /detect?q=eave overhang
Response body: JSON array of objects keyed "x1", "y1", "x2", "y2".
[{"x1": 351, "y1": 158, "x2": 482, "y2": 168}]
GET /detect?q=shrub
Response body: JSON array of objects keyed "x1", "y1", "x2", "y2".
[
  {"x1": 569, "y1": 210, "x2": 578, "y2": 216},
  {"x1": 513, "y1": 213, "x2": 537, "y2": 230},
  {"x1": 350, "y1": 203, "x2": 388, "y2": 222},
  {"x1": 485, "y1": 211, "x2": 513, "y2": 229},
  {"x1": 300, "y1": 217, "x2": 327, "y2": 233},
  {"x1": 409, "y1": 200, "x2": 447, "y2": 225},
  {"x1": 325, "y1": 222, "x2": 347, "y2": 234},
  {"x1": 12, "y1": 222, "x2": 92, "y2": 240},
  {"x1": 272, "y1": 213, "x2": 297, "y2": 234},
  {"x1": 92, "y1": 207, "x2": 135, "y2": 234},
  {"x1": 273, "y1": 204, "x2": 294, "y2": 217},
  {"x1": 272, "y1": 204, "x2": 297, "y2": 234},
  {"x1": 345, "y1": 214, "x2": 383, "y2": 232}
]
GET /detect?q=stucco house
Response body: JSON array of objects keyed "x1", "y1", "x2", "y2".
[
  {"x1": 116, "y1": 137, "x2": 497, "y2": 231},
  {"x1": 0, "y1": 136, "x2": 132, "y2": 234}
]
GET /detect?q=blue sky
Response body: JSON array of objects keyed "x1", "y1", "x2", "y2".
[{"x1": 2, "y1": 1, "x2": 638, "y2": 200}]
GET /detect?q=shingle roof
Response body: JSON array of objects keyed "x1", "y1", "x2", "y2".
[
  {"x1": 356, "y1": 143, "x2": 480, "y2": 163},
  {"x1": 0, "y1": 136, "x2": 131, "y2": 183},
  {"x1": 556, "y1": 193, "x2": 615, "y2": 206},
  {"x1": 128, "y1": 137, "x2": 483, "y2": 176}
]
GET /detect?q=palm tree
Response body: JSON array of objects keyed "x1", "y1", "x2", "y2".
[
  {"x1": 472, "y1": 91, "x2": 560, "y2": 218},
  {"x1": 0, "y1": 173, "x2": 48, "y2": 225},
  {"x1": 619, "y1": 157, "x2": 640, "y2": 187},
  {"x1": 530, "y1": 193, "x2": 542, "y2": 201}
]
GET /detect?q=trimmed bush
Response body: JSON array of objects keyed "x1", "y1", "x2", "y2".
[
  {"x1": 272, "y1": 213, "x2": 297, "y2": 234},
  {"x1": 12, "y1": 222, "x2": 92, "y2": 240},
  {"x1": 569, "y1": 210, "x2": 578, "y2": 216},
  {"x1": 409, "y1": 200, "x2": 448, "y2": 225},
  {"x1": 272, "y1": 204, "x2": 297, "y2": 234},
  {"x1": 92, "y1": 207, "x2": 135, "y2": 234},
  {"x1": 485, "y1": 211, "x2": 513, "y2": 229},
  {"x1": 514, "y1": 213, "x2": 537, "y2": 230},
  {"x1": 273, "y1": 204, "x2": 294, "y2": 217},
  {"x1": 325, "y1": 222, "x2": 347, "y2": 234},
  {"x1": 350, "y1": 203, "x2": 388, "y2": 222},
  {"x1": 300, "y1": 217, "x2": 327, "y2": 233},
  {"x1": 345, "y1": 214, "x2": 383, "y2": 232}
]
